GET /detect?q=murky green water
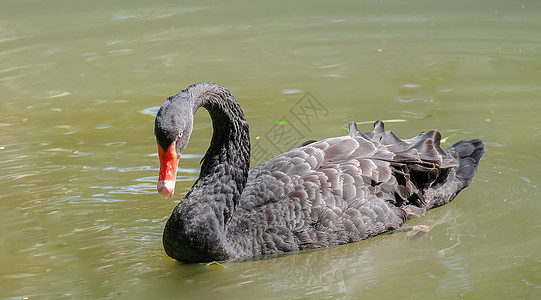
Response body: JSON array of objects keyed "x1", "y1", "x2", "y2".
[{"x1": 1, "y1": 0, "x2": 541, "y2": 298}]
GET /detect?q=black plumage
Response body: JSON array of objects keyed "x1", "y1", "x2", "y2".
[{"x1": 155, "y1": 82, "x2": 485, "y2": 263}]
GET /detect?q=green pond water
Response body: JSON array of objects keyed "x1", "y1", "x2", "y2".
[{"x1": 1, "y1": 0, "x2": 541, "y2": 298}]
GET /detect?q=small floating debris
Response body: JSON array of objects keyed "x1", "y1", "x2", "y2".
[
  {"x1": 440, "y1": 134, "x2": 456, "y2": 143},
  {"x1": 205, "y1": 261, "x2": 226, "y2": 268}
]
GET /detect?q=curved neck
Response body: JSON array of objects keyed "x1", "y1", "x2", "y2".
[
  {"x1": 163, "y1": 83, "x2": 251, "y2": 262},
  {"x1": 188, "y1": 83, "x2": 251, "y2": 214}
]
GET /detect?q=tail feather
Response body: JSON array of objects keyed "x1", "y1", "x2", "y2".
[{"x1": 448, "y1": 139, "x2": 485, "y2": 188}]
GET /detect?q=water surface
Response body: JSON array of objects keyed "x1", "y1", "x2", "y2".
[{"x1": 1, "y1": 0, "x2": 541, "y2": 298}]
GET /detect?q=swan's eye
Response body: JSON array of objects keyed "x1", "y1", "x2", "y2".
[{"x1": 177, "y1": 132, "x2": 183, "y2": 139}]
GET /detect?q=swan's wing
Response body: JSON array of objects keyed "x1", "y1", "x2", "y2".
[{"x1": 245, "y1": 121, "x2": 458, "y2": 203}]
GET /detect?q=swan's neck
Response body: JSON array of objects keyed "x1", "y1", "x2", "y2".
[{"x1": 190, "y1": 85, "x2": 250, "y2": 212}]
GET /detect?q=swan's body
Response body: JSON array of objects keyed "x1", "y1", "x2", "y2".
[{"x1": 155, "y1": 83, "x2": 484, "y2": 263}]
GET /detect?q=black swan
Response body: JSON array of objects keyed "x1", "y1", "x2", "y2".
[{"x1": 155, "y1": 82, "x2": 484, "y2": 263}]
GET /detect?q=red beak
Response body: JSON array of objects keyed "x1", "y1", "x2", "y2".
[{"x1": 157, "y1": 143, "x2": 179, "y2": 198}]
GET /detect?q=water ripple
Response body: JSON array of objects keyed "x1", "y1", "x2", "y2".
[
  {"x1": 282, "y1": 89, "x2": 302, "y2": 94},
  {"x1": 140, "y1": 106, "x2": 160, "y2": 116},
  {"x1": 520, "y1": 177, "x2": 537, "y2": 188}
]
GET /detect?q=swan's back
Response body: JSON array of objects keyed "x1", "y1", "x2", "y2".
[{"x1": 228, "y1": 121, "x2": 484, "y2": 257}]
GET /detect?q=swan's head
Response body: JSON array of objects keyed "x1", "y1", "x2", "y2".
[{"x1": 154, "y1": 91, "x2": 194, "y2": 198}]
